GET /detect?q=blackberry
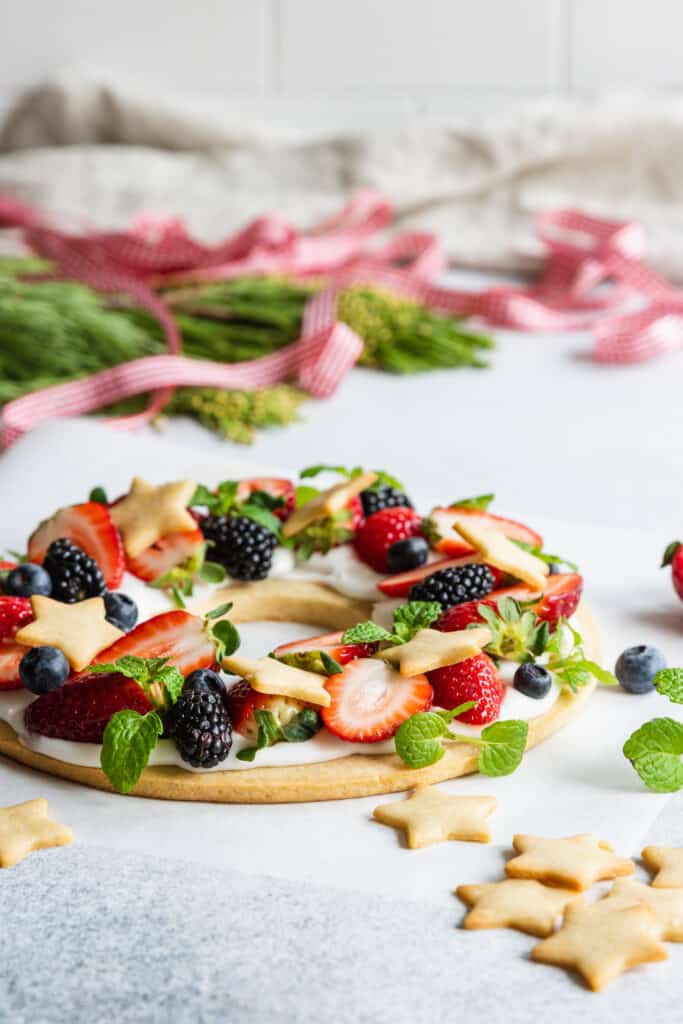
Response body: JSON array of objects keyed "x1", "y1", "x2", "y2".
[
  {"x1": 43, "y1": 538, "x2": 106, "y2": 603},
  {"x1": 408, "y1": 563, "x2": 495, "y2": 609},
  {"x1": 360, "y1": 485, "x2": 413, "y2": 518},
  {"x1": 200, "y1": 515, "x2": 277, "y2": 581},
  {"x1": 166, "y1": 689, "x2": 232, "y2": 768}
]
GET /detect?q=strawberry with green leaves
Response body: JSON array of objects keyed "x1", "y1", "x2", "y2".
[{"x1": 661, "y1": 541, "x2": 683, "y2": 603}]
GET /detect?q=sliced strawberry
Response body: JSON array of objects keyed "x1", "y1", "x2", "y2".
[
  {"x1": 429, "y1": 506, "x2": 543, "y2": 557},
  {"x1": 24, "y1": 672, "x2": 152, "y2": 742},
  {"x1": 321, "y1": 658, "x2": 433, "y2": 743},
  {"x1": 428, "y1": 653, "x2": 503, "y2": 725},
  {"x1": 126, "y1": 528, "x2": 204, "y2": 583},
  {"x1": 0, "y1": 560, "x2": 17, "y2": 571},
  {"x1": 354, "y1": 507, "x2": 422, "y2": 573},
  {"x1": 0, "y1": 640, "x2": 26, "y2": 691},
  {"x1": 273, "y1": 631, "x2": 378, "y2": 665},
  {"x1": 225, "y1": 679, "x2": 307, "y2": 742},
  {"x1": 28, "y1": 502, "x2": 125, "y2": 589},
  {"x1": 0, "y1": 596, "x2": 33, "y2": 641},
  {"x1": 236, "y1": 477, "x2": 295, "y2": 521},
  {"x1": 377, "y1": 556, "x2": 504, "y2": 598},
  {"x1": 93, "y1": 610, "x2": 216, "y2": 677},
  {"x1": 435, "y1": 573, "x2": 584, "y2": 631}
]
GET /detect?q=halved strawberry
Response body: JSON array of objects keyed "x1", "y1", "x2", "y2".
[
  {"x1": 321, "y1": 658, "x2": 433, "y2": 743},
  {"x1": 428, "y1": 653, "x2": 503, "y2": 725},
  {"x1": 28, "y1": 502, "x2": 125, "y2": 589},
  {"x1": 435, "y1": 573, "x2": 583, "y2": 631},
  {"x1": 225, "y1": 679, "x2": 307, "y2": 742},
  {"x1": 273, "y1": 631, "x2": 378, "y2": 665},
  {"x1": 0, "y1": 640, "x2": 26, "y2": 691},
  {"x1": 428, "y1": 506, "x2": 543, "y2": 557},
  {"x1": 93, "y1": 610, "x2": 216, "y2": 677},
  {"x1": 126, "y1": 528, "x2": 205, "y2": 582},
  {"x1": 24, "y1": 672, "x2": 152, "y2": 742},
  {"x1": 377, "y1": 556, "x2": 504, "y2": 598},
  {"x1": 0, "y1": 596, "x2": 32, "y2": 641},
  {"x1": 236, "y1": 477, "x2": 295, "y2": 520}
]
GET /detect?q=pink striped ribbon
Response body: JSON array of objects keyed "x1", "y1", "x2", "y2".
[{"x1": 1, "y1": 191, "x2": 682, "y2": 448}]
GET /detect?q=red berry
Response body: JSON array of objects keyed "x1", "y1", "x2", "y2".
[
  {"x1": 0, "y1": 596, "x2": 33, "y2": 641},
  {"x1": 273, "y1": 631, "x2": 378, "y2": 664},
  {"x1": 428, "y1": 653, "x2": 503, "y2": 725},
  {"x1": 25, "y1": 672, "x2": 152, "y2": 743},
  {"x1": 429, "y1": 506, "x2": 543, "y2": 558},
  {"x1": 126, "y1": 528, "x2": 204, "y2": 582},
  {"x1": 28, "y1": 502, "x2": 125, "y2": 589},
  {"x1": 236, "y1": 478, "x2": 295, "y2": 521},
  {"x1": 0, "y1": 640, "x2": 27, "y2": 691},
  {"x1": 377, "y1": 556, "x2": 504, "y2": 598},
  {"x1": 662, "y1": 541, "x2": 683, "y2": 603},
  {"x1": 354, "y1": 507, "x2": 422, "y2": 573},
  {"x1": 322, "y1": 657, "x2": 433, "y2": 742},
  {"x1": 435, "y1": 574, "x2": 583, "y2": 632},
  {"x1": 92, "y1": 610, "x2": 217, "y2": 677}
]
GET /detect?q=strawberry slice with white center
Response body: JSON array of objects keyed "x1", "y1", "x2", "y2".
[
  {"x1": 377, "y1": 556, "x2": 504, "y2": 598},
  {"x1": 322, "y1": 658, "x2": 433, "y2": 743},
  {"x1": 0, "y1": 640, "x2": 27, "y2": 691},
  {"x1": 429, "y1": 506, "x2": 543, "y2": 558},
  {"x1": 273, "y1": 631, "x2": 378, "y2": 665},
  {"x1": 236, "y1": 477, "x2": 295, "y2": 520},
  {"x1": 126, "y1": 528, "x2": 205, "y2": 582},
  {"x1": 28, "y1": 501, "x2": 125, "y2": 590},
  {"x1": 92, "y1": 610, "x2": 217, "y2": 676}
]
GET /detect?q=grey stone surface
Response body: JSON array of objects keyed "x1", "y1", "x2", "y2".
[{"x1": 2, "y1": 844, "x2": 682, "y2": 1024}]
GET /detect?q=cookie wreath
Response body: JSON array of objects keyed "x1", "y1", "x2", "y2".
[{"x1": 0, "y1": 467, "x2": 608, "y2": 803}]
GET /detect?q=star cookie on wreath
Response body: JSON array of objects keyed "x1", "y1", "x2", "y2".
[
  {"x1": 15, "y1": 595, "x2": 124, "y2": 672},
  {"x1": 111, "y1": 476, "x2": 197, "y2": 558},
  {"x1": 373, "y1": 785, "x2": 497, "y2": 849}
]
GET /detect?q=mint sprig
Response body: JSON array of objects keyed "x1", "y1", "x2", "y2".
[
  {"x1": 204, "y1": 603, "x2": 240, "y2": 662},
  {"x1": 342, "y1": 601, "x2": 441, "y2": 647},
  {"x1": 654, "y1": 668, "x2": 683, "y2": 703},
  {"x1": 236, "y1": 707, "x2": 321, "y2": 762},
  {"x1": 101, "y1": 709, "x2": 163, "y2": 794},
  {"x1": 191, "y1": 480, "x2": 281, "y2": 538},
  {"x1": 300, "y1": 463, "x2": 404, "y2": 492},
  {"x1": 88, "y1": 655, "x2": 185, "y2": 706},
  {"x1": 623, "y1": 717, "x2": 683, "y2": 792},
  {"x1": 395, "y1": 708, "x2": 528, "y2": 775},
  {"x1": 448, "y1": 493, "x2": 495, "y2": 511}
]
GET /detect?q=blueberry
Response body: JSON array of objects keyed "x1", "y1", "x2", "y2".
[
  {"x1": 513, "y1": 663, "x2": 552, "y2": 699},
  {"x1": 615, "y1": 645, "x2": 666, "y2": 694},
  {"x1": 19, "y1": 646, "x2": 69, "y2": 694},
  {"x1": 183, "y1": 668, "x2": 226, "y2": 698},
  {"x1": 103, "y1": 591, "x2": 138, "y2": 632},
  {"x1": 5, "y1": 563, "x2": 52, "y2": 598},
  {"x1": 386, "y1": 537, "x2": 429, "y2": 573}
]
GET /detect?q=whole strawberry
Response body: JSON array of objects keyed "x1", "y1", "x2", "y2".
[
  {"x1": 428, "y1": 653, "x2": 503, "y2": 725},
  {"x1": 354, "y1": 507, "x2": 422, "y2": 573},
  {"x1": 662, "y1": 541, "x2": 683, "y2": 602}
]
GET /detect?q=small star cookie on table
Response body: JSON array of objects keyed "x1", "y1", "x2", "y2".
[
  {"x1": 0, "y1": 799, "x2": 73, "y2": 869},
  {"x1": 642, "y1": 845, "x2": 683, "y2": 888},
  {"x1": 15, "y1": 595, "x2": 123, "y2": 672},
  {"x1": 531, "y1": 897, "x2": 668, "y2": 991},
  {"x1": 373, "y1": 785, "x2": 497, "y2": 849},
  {"x1": 600, "y1": 878, "x2": 683, "y2": 941},
  {"x1": 456, "y1": 879, "x2": 584, "y2": 937},
  {"x1": 505, "y1": 833, "x2": 635, "y2": 891},
  {"x1": 111, "y1": 476, "x2": 197, "y2": 558}
]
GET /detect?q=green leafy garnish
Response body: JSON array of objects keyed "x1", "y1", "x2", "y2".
[
  {"x1": 149, "y1": 541, "x2": 227, "y2": 605},
  {"x1": 88, "y1": 655, "x2": 184, "y2": 706},
  {"x1": 300, "y1": 464, "x2": 404, "y2": 492},
  {"x1": 448, "y1": 493, "x2": 495, "y2": 511},
  {"x1": 543, "y1": 619, "x2": 617, "y2": 691},
  {"x1": 341, "y1": 602, "x2": 441, "y2": 648},
  {"x1": 395, "y1": 707, "x2": 528, "y2": 775},
  {"x1": 341, "y1": 621, "x2": 394, "y2": 645},
  {"x1": 661, "y1": 541, "x2": 682, "y2": 568},
  {"x1": 190, "y1": 480, "x2": 281, "y2": 538},
  {"x1": 511, "y1": 539, "x2": 579, "y2": 573},
  {"x1": 236, "y1": 707, "x2": 322, "y2": 762},
  {"x1": 101, "y1": 709, "x2": 164, "y2": 794},
  {"x1": 477, "y1": 597, "x2": 549, "y2": 663},
  {"x1": 284, "y1": 505, "x2": 355, "y2": 561},
  {"x1": 476, "y1": 720, "x2": 528, "y2": 776},
  {"x1": 89, "y1": 485, "x2": 108, "y2": 504},
  {"x1": 210, "y1": 619, "x2": 241, "y2": 662},
  {"x1": 623, "y1": 718, "x2": 683, "y2": 792},
  {"x1": 654, "y1": 668, "x2": 683, "y2": 703}
]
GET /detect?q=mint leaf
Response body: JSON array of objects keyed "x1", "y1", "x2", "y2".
[
  {"x1": 661, "y1": 541, "x2": 682, "y2": 568},
  {"x1": 299, "y1": 463, "x2": 403, "y2": 491},
  {"x1": 477, "y1": 720, "x2": 528, "y2": 776},
  {"x1": 300, "y1": 463, "x2": 352, "y2": 479},
  {"x1": 211, "y1": 618, "x2": 240, "y2": 661},
  {"x1": 239, "y1": 502, "x2": 281, "y2": 537},
  {"x1": 394, "y1": 703, "x2": 477, "y2": 768},
  {"x1": 631, "y1": 751, "x2": 683, "y2": 792},
  {"x1": 281, "y1": 708, "x2": 322, "y2": 743},
  {"x1": 88, "y1": 656, "x2": 184, "y2": 706},
  {"x1": 392, "y1": 601, "x2": 442, "y2": 643},
  {"x1": 624, "y1": 718, "x2": 683, "y2": 793},
  {"x1": 205, "y1": 601, "x2": 233, "y2": 621},
  {"x1": 199, "y1": 561, "x2": 227, "y2": 584},
  {"x1": 449, "y1": 493, "x2": 495, "y2": 511},
  {"x1": 294, "y1": 484, "x2": 320, "y2": 508},
  {"x1": 246, "y1": 489, "x2": 286, "y2": 513},
  {"x1": 100, "y1": 710, "x2": 163, "y2": 794},
  {"x1": 654, "y1": 668, "x2": 683, "y2": 704},
  {"x1": 89, "y1": 486, "x2": 108, "y2": 504},
  {"x1": 237, "y1": 707, "x2": 321, "y2": 761},
  {"x1": 341, "y1": 621, "x2": 394, "y2": 644}
]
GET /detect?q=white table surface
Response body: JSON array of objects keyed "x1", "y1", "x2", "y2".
[{"x1": 2, "y1": 285, "x2": 683, "y2": 1019}]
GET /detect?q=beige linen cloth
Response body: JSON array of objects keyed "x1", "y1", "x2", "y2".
[{"x1": 3, "y1": 73, "x2": 683, "y2": 280}]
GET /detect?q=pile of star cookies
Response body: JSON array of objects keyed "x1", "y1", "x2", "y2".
[{"x1": 372, "y1": 784, "x2": 683, "y2": 992}]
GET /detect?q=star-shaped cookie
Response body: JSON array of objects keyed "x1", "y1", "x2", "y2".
[
  {"x1": 281, "y1": 472, "x2": 378, "y2": 538},
  {"x1": 456, "y1": 879, "x2": 584, "y2": 937},
  {"x1": 601, "y1": 878, "x2": 683, "y2": 941},
  {"x1": 222, "y1": 654, "x2": 331, "y2": 706},
  {"x1": 111, "y1": 476, "x2": 197, "y2": 558},
  {"x1": 506, "y1": 833, "x2": 635, "y2": 891},
  {"x1": 378, "y1": 626, "x2": 491, "y2": 677},
  {"x1": 15, "y1": 595, "x2": 123, "y2": 672},
  {"x1": 0, "y1": 799, "x2": 73, "y2": 869},
  {"x1": 373, "y1": 786, "x2": 497, "y2": 849},
  {"x1": 453, "y1": 517, "x2": 549, "y2": 590},
  {"x1": 642, "y1": 845, "x2": 683, "y2": 888},
  {"x1": 531, "y1": 898, "x2": 668, "y2": 991}
]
